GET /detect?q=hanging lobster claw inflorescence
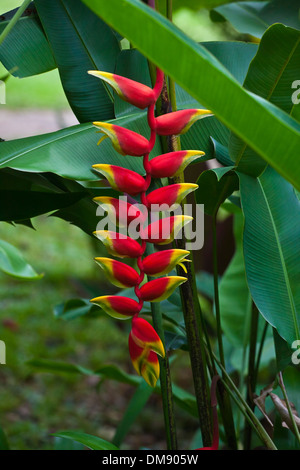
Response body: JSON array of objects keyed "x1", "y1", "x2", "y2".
[{"x1": 89, "y1": 67, "x2": 211, "y2": 386}]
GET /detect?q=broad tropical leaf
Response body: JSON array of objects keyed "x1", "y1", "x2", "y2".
[
  {"x1": 34, "y1": 0, "x2": 121, "y2": 122},
  {"x1": 230, "y1": 24, "x2": 300, "y2": 177},
  {"x1": 195, "y1": 166, "x2": 238, "y2": 216},
  {"x1": 239, "y1": 167, "x2": 300, "y2": 346},
  {"x1": 0, "y1": 3, "x2": 56, "y2": 77},
  {"x1": 219, "y1": 212, "x2": 252, "y2": 348},
  {"x1": 82, "y1": 0, "x2": 300, "y2": 191}
]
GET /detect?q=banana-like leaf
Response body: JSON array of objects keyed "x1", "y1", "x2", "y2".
[
  {"x1": 195, "y1": 166, "x2": 239, "y2": 216},
  {"x1": 34, "y1": 0, "x2": 120, "y2": 123},
  {"x1": 82, "y1": 0, "x2": 300, "y2": 191},
  {"x1": 211, "y1": 0, "x2": 300, "y2": 39},
  {"x1": 239, "y1": 167, "x2": 300, "y2": 346},
  {"x1": 230, "y1": 24, "x2": 300, "y2": 177},
  {"x1": 115, "y1": 42, "x2": 257, "y2": 159},
  {"x1": 0, "y1": 3, "x2": 56, "y2": 77},
  {"x1": 0, "y1": 113, "x2": 162, "y2": 180},
  {"x1": 219, "y1": 212, "x2": 252, "y2": 348}
]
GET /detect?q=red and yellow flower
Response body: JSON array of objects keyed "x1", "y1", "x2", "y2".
[
  {"x1": 88, "y1": 71, "x2": 156, "y2": 109},
  {"x1": 147, "y1": 183, "x2": 198, "y2": 209},
  {"x1": 89, "y1": 63, "x2": 210, "y2": 386},
  {"x1": 93, "y1": 230, "x2": 144, "y2": 258},
  {"x1": 142, "y1": 215, "x2": 193, "y2": 245},
  {"x1": 139, "y1": 276, "x2": 187, "y2": 302},
  {"x1": 93, "y1": 122, "x2": 151, "y2": 156},
  {"x1": 94, "y1": 257, "x2": 139, "y2": 288},
  {"x1": 149, "y1": 150, "x2": 205, "y2": 178},
  {"x1": 92, "y1": 164, "x2": 146, "y2": 196},
  {"x1": 90, "y1": 295, "x2": 141, "y2": 320},
  {"x1": 93, "y1": 196, "x2": 141, "y2": 227},
  {"x1": 142, "y1": 249, "x2": 190, "y2": 276},
  {"x1": 155, "y1": 109, "x2": 213, "y2": 136},
  {"x1": 128, "y1": 317, "x2": 165, "y2": 387}
]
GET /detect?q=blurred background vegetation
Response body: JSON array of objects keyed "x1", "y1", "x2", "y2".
[{"x1": 0, "y1": 0, "x2": 234, "y2": 450}]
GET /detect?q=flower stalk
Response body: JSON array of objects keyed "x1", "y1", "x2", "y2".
[{"x1": 89, "y1": 59, "x2": 211, "y2": 448}]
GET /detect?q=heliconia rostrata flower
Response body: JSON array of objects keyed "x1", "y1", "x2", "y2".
[{"x1": 89, "y1": 66, "x2": 212, "y2": 387}]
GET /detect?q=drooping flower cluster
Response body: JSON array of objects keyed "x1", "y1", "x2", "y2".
[{"x1": 88, "y1": 68, "x2": 211, "y2": 387}]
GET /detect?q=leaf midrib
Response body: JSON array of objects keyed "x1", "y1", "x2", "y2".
[
  {"x1": 0, "y1": 125, "x2": 93, "y2": 166},
  {"x1": 258, "y1": 177, "x2": 300, "y2": 341},
  {"x1": 59, "y1": 0, "x2": 114, "y2": 103}
]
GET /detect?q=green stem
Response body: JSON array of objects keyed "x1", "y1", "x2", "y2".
[
  {"x1": 211, "y1": 351, "x2": 277, "y2": 450},
  {"x1": 146, "y1": 245, "x2": 178, "y2": 450},
  {"x1": 212, "y1": 216, "x2": 225, "y2": 367},
  {"x1": 244, "y1": 304, "x2": 259, "y2": 450},
  {"x1": 211, "y1": 215, "x2": 237, "y2": 450},
  {"x1": 151, "y1": 0, "x2": 212, "y2": 446},
  {"x1": 254, "y1": 321, "x2": 268, "y2": 386},
  {"x1": 278, "y1": 372, "x2": 300, "y2": 446},
  {"x1": 0, "y1": 0, "x2": 32, "y2": 46}
]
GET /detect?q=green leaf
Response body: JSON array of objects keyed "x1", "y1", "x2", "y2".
[
  {"x1": 230, "y1": 24, "x2": 300, "y2": 177},
  {"x1": 28, "y1": 358, "x2": 197, "y2": 416},
  {"x1": 27, "y1": 359, "x2": 94, "y2": 376},
  {"x1": 53, "y1": 431, "x2": 119, "y2": 451},
  {"x1": 34, "y1": 0, "x2": 120, "y2": 122},
  {"x1": 0, "y1": 4, "x2": 56, "y2": 77},
  {"x1": 239, "y1": 167, "x2": 300, "y2": 346},
  {"x1": 112, "y1": 382, "x2": 153, "y2": 448},
  {"x1": 219, "y1": 212, "x2": 252, "y2": 348},
  {"x1": 82, "y1": 0, "x2": 300, "y2": 191},
  {"x1": 0, "y1": 113, "x2": 161, "y2": 180},
  {"x1": 53, "y1": 436, "x2": 85, "y2": 450},
  {"x1": 0, "y1": 239, "x2": 42, "y2": 280},
  {"x1": 0, "y1": 426, "x2": 9, "y2": 450},
  {"x1": 212, "y1": 0, "x2": 300, "y2": 38},
  {"x1": 195, "y1": 166, "x2": 239, "y2": 216},
  {"x1": 54, "y1": 298, "x2": 101, "y2": 321}
]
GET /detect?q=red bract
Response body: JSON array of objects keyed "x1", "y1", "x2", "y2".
[
  {"x1": 128, "y1": 333, "x2": 160, "y2": 387},
  {"x1": 94, "y1": 257, "x2": 139, "y2": 288},
  {"x1": 93, "y1": 231, "x2": 144, "y2": 258},
  {"x1": 142, "y1": 215, "x2": 193, "y2": 245},
  {"x1": 90, "y1": 295, "x2": 141, "y2": 320},
  {"x1": 131, "y1": 316, "x2": 165, "y2": 357},
  {"x1": 93, "y1": 122, "x2": 151, "y2": 156},
  {"x1": 90, "y1": 64, "x2": 209, "y2": 386},
  {"x1": 155, "y1": 109, "x2": 213, "y2": 136},
  {"x1": 88, "y1": 71, "x2": 156, "y2": 109},
  {"x1": 93, "y1": 196, "x2": 141, "y2": 227},
  {"x1": 92, "y1": 164, "x2": 147, "y2": 196},
  {"x1": 147, "y1": 183, "x2": 198, "y2": 209},
  {"x1": 149, "y1": 150, "x2": 205, "y2": 178}
]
